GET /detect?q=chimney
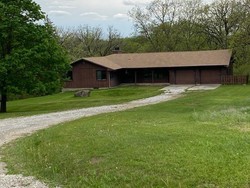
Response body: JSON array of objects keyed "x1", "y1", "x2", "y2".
[{"x1": 112, "y1": 46, "x2": 122, "y2": 54}]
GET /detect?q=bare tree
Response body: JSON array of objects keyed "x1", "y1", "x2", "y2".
[
  {"x1": 98, "y1": 26, "x2": 123, "y2": 56},
  {"x1": 57, "y1": 26, "x2": 122, "y2": 60},
  {"x1": 176, "y1": 0, "x2": 205, "y2": 50},
  {"x1": 199, "y1": 0, "x2": 245, "y2": 49},
  {"x1": 56, "y1": 27, "x2": 73, "y2": 46},
  {"x1": 56, "y1": 27, "x2": 81, "y2": 61},
  {"x1": 128, "y1": 0, "x2": 200, "y2": 51},
  {"x1": 76, "y1": 26, "x2": 103, "y2": 57},
  {"x1": 128, "y1": 6, "x2": 154, "y2": 47}
]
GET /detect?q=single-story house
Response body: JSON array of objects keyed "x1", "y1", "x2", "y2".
[{"x1": 65, "y1": 49, "x2": 232, "y2": 88}]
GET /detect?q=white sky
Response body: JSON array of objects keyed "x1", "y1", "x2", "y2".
[{"x1": 34, "y1": 0, "x2": 212, "y2": 37}]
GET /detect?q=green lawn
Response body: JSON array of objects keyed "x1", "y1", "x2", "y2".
[
  {"x1": 0, "y1": 86, "x2": 162, "y2": 119},
  {"x1": 2, "y1": 86, "x2": 250, "y2": 187}
]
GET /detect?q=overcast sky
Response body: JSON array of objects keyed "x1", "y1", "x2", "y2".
[{"x1": 34, "y1": 0, "x2": 212, "y2": 37}]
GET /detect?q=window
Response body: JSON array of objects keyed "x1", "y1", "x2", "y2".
[
  {"x1": 154, "y1": 70, "x2": 164, "y2": 79},
  {"x1": 96, "y1": 70, "x2": 107, "y2": 80},
  {"x1": 143, "y1": 70, "x2": 152, "y2": 79},
  {"x1": 67, "y1": 71, "x2": 73, "y2": 80}
]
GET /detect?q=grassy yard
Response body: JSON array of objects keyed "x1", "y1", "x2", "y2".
[
  {"x1": 0, "y1": 86, "x2": 162, "y2": 119},
  {"x1": 2, "y1": 86, "x2": 250, "y2": 187}
]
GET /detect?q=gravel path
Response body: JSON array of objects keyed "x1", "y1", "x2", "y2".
[{"x1": 0, "y1": 85, "x2": 219, "y2": 187}]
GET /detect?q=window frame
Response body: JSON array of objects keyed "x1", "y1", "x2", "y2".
[{"x1": 96, "y1": 70, "x2": 107, "y2": 80}]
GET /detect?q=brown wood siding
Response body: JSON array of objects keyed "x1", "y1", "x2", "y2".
[
  {"x1": 110, "y1": 72, "x2": 120, "y2": 87},
  {"x1": 169, "y1": 70, "x2": 176, "y2": 84},
  {"x1": 195, "y1": 69, "x2": 201, "y2": 84},
  {"x1": 175, "y1": 69, "x2": 196, "y2": 84},
  {"x1": 200, "y1": 67, "x2": 229, "y2": 84},
  {"x1": 65, "y1": 60, "x2": 110, "y2": 88},
  {"x1": 168, "y1": 67, "x2": 230, "y2": 85},
  {"x1": 200, "y1": 69, "x2": 221, "y2": 84}
]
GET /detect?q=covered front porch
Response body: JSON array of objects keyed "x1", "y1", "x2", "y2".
[{"x1": 118, "y1": 68, "x2": 169, "y2": 84}]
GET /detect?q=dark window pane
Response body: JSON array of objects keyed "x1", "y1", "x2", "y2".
[
  {"x1": 96, "y1": 70, "x2": 107, "y2": 80},
  {"x1": 67, "y1": 71, "x2": 73, "y2": 80}
]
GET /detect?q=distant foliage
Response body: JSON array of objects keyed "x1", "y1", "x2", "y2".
[
  {"x1": 127, "y1": 0, "x2": 250, "y2": 75},
  {"x1": 56, "y1": 0, "x2": 250, "y2": 76},
  {"x1": 57, "y1": 26, "x2": 123, "y2": 61}
]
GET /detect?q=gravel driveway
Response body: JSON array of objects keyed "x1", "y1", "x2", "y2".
[{"x1": 0, "y1": 85, "x2": 219, "y2": 187}]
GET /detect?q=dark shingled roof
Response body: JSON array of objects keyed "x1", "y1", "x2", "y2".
[{"x1": 74, "y1": 49, "x2": 232, "y2": 70}]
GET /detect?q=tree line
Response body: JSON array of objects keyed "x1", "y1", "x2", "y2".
[
  {"x1": 57, "y1": 26, "x2": 122, "y2": 61},
  {"x1": 127, "y1": 0, "x2": 250, "y2": 75},
  {"x1": 0, "y1": 0, "x2": 249, "y2": 112},
  {"x1": 58, "y1": 0, "x2": 250, "y2": 75}
]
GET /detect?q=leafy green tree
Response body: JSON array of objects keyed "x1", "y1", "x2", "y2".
[
  {"x1": 128, "y1": 0, "x2": 183, "y2": 51},
  {"x1": 0, "y1": 0, "x2": 69, "y2": 113},
  {"x1": 128, "y1": 0, "x2": 207, "y2": 52},
  {"x1": 230, "y1": 0, "x2": 250, "y2": 76},
  {"x1": 199, "y1": 0, "x2": 245, "y2": 49}
]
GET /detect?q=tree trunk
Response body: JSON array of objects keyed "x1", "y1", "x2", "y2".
[{"x1": 0, "y1": 91, "x2": 7, "y2": 113}]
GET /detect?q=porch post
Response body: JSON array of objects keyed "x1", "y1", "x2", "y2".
[
  {"x1": 134, "y1": 70, "x2": 137, "y2": 85},
  {"x1": 108, "y1": 71, "x2": 111, "y2": 88},
  {"x1": 152, "y1": 70, "x2": 154, "y2": 83}
]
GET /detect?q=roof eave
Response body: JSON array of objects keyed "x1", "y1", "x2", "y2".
[
  {"x1": 120, "y1": 64, "x2": 230, "y2": 69},
  {"x1": 72, "y1": 58, "x2": 119, "y2": 70}
]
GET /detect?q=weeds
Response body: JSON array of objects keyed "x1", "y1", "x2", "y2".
[{"x1": 193, "y1": 107, "x2": 250, "y2": 131}]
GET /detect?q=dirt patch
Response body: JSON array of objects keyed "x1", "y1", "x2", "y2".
[{"x1": 89, "y1": 157, "x2": 104, "y2": 165}]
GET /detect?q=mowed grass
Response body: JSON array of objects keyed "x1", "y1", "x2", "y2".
[
  {"x1": 0, "y1": 86, "x2": 162, "y2": 119},
  {"x1": 2, "y1": 86, "x2": 250, "y2": 187}
]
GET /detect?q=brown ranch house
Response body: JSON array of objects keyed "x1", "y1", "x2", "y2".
[{"x1": 64, "y1": 49, "x2": 233, "y2": 89}]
